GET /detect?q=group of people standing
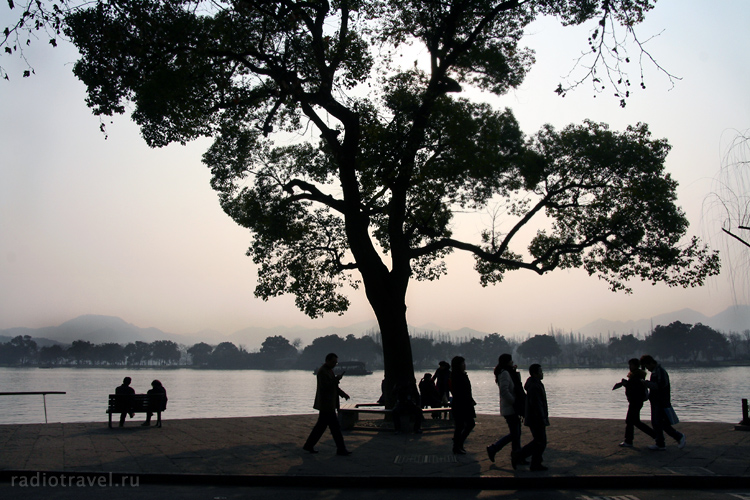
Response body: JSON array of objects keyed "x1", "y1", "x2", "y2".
[{"x1": 302, "y1": 352, "x2": 685, "y2": 471}]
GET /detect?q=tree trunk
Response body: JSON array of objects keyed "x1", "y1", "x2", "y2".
[{"x1": 364, "y1": 279, "x2": 415, "y2": 408}]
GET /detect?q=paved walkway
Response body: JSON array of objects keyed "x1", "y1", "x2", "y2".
[{"x1": 0, "y1": 414, "x2": 747, "y2": 489}]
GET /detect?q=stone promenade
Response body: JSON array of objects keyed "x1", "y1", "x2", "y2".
[{"x1": 0, "y1": 414, "x2": 748, "y2": 489}]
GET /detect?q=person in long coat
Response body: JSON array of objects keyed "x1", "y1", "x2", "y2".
[
  {"x1": 512, "y1": 364, "x2": 549, "y2": 471},
  {"x1": 450, "y1": 356, "x2": 476, "y2": 454},
  {"x1": 303, "y1": 352, "x2": 352, "y2": 456},
  {"x1": 641, "y1": 354, "x2": 686, "y2": 451},
  {"x1": 486, "y1": 353, "x2": 526, "y2": 464}
]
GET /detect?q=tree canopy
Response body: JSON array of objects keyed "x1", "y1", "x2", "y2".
[
  {"x1": 517, "y1": 334, "x2": 561, "y2": 362},
  {"x1": 1, "y1": 0, "x2": 721, "y2": 400}
]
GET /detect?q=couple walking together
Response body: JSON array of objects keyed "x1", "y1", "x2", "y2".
[
  {"x1": 485, "y1": 355, "x2": 549, "y2": 471},
  {"x1": 613, "y1": 354, "x2": 687, "y2": 451}
]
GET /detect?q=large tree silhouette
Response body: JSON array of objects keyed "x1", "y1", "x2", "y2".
[{"x1": 2, "y1": 1, "x2": 720, "y2": 401}]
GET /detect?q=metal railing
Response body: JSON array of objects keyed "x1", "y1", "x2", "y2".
[{"x1": 0, "y1": 391, "x2": 67, "y2": 423}]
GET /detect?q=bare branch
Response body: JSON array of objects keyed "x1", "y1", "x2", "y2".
[{"x1": 554, "y1": 7, "x2": 680, "y2": 108}]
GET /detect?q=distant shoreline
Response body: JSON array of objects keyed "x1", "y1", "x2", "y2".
[{"x1": 4, "y1": 360, "x2": 749, "y2": 370}]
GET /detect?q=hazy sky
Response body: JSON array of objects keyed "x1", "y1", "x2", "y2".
[{"x1": 1, "y1": 0, "x2": 749, "y2": 339}]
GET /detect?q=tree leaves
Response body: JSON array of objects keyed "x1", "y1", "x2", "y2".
[{"x1": 3, "y1": 1, "x2": 717, "y2": 326}]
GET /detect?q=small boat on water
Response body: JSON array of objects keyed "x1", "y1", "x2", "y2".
[{"x1": 314, "y1": 361, "x2": 373, "y2": 376}]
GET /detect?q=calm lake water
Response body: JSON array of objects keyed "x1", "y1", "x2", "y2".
[{"x1": 0, "y1": 366, "x2": 747, "y2": 425}]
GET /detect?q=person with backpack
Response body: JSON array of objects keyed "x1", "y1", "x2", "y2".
[
  {"x1": 486, "y1": 354, "x2": 527, "y2": 465},
  {"x1": 612, "y1": 358, "x2": 655, "y2": 447}
]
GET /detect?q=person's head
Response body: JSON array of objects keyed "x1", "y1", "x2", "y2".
[
  {"x1": 438, "y1": 360, "x2": 450, "y2": 370},
  {"x1": 640, "y1": 354, "x2": 657, "y2": 371},
  {"x1": 627, "y1": 358, "x2": 641, "y2": 371},
  {"x1": 122, "y1": 377, "x2": 131, "y2": 386},
  {"x1": 151, "y1": 380, "x2": 162, "y2": 388},
  {"x1": 324, "y1": 352, "x2": 338, "y2": 368},
  {"x1": 451, "y1": 356, "x2": 466, "y2": 373},
  {"x1": 529, "y1": 364, "x2": 543, "y2": 380},
  {"x1": 498, "y1": 353, "x2": 513, "y2": 368},
  {"x1": 422, "y1": 373, "x2": 432, "y2": 382},
  {"x1": 494, "y1": 353, "x2": 513, "y2": 377}
]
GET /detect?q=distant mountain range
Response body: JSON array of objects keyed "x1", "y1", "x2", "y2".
[
  {"x1": 1, "y1": 305, "x2": 748, "y2": 349},
  {"x1": 574, "y1": 305, "x2": 750, "y2": 339}
]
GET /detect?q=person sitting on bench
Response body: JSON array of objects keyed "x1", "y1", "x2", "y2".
[
  {"x1": 142, "y1": 379, "x2": 167, "y2": 427},
  {"x1": 115, "y1": 377, "x2": 135, "y2": 427}
]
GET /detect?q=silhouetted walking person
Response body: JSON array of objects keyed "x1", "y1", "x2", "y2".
[
  {"x1": 115, "y1": 376, "x2": 135, "y2": 427},
  {"x1": 142, "y1": 379, "x2": 167, "y2": 427},
  {"x1": 450, "y1": 356, "x2": 476, "y2": 454},
  {"x1": 612, "y1": 358, "x2": 654, "y2": 447},
  {"x1": 303, "y1": 353, "x2": 352, "y2": 456},
  {"x1": 640, "y1": 354, "x2": 686, "y2": 451},
  {"x1": 487, "y1": 354, "x2": 526, "y2": 464},
  {"x1": 512, "y1": 364, "x2": 549, "y2": 471}
]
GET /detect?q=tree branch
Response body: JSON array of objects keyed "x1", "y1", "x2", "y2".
[
  {"x1": 411, "y1": 237, "x2": 543, "y2": 274},
  {"x1": 722, "y1": 227, "x2": 750, "y2": 249},
  {"x1": 283, "y1": 179, "x2": 347, "y2": 213}
]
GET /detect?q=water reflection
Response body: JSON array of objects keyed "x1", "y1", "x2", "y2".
[{"x1": 0, "y1": 366, "x2": 746, "y2": 425}]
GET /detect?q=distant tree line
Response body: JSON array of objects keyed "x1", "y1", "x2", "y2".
[
  {"x1": 0, "y1": 338, "x2": 183, "y2": 367},
  {"x1": 532, "y1": 322, "x2": 750, "y2": 367},
  {"x1": 370, "y1": 322, "x2": 750, "y2": 369},
  {"x1": 1, "y1": 322, "x2": 748, "y2": 369}
]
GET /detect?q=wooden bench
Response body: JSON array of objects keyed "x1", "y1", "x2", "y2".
[
  {"x1": 107, "y1": 394, "x2": 166, "y2": 428},
  {"x1": 338, "y1": 403, "x2": 451, "y2": 430}
]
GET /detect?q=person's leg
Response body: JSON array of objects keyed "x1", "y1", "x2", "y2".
[
  {"x1": 119, "y1": 412, "x2": 126, "y2": 427},
  {"x1": 453, "y1": 417, "x2": 462, "y2": 450},
  {"x1": 324, "y1": 411, "x2": 348, "y2": 453},
  {"x1": 632, "y1": 403, "x2": 655, "y2": 440},
  {"x1": 490, "y1": 415, "x2": 516, "y2": 452},
  {"x1": 650, "y1": 404, "x2": 666, "y2": 448},
  {"x1": 461, "y1": 418, "x2": 475, "y2": 445},
  {"x1": 453, "y1": 415, "x2": 467, "y2": 452},
  {"x1": 529, "y1": 425, "x2": 547, "y2": 470},
  {"x1": 490, "y1": 433, "x2": 511, "y2": 451},
  {"x1": 303, "y1": 412, "x2": 328, "y2": 451},
  {"x1": 623, "y1": 404, "x2": 637, "y2": 444},
  {"x1": 663, "y1": 421, "x2": 683, "y2": 442},
  {"x1": 516, "y1": 438, "x2": 532, "y2": 462},
  {"x1": 508, "y1": 414, "x2": 522, "y2": 452},
  {"x1": 513, "y1": 425, "x2": 539, "y2": 468}
]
